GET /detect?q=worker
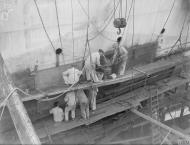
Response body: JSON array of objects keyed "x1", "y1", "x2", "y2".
[
  {"x1": 76, "y1": 89, "x2": 89, "y2": 120},
  {"x1": 49, "y1": 101, "x2": 64, "y2": 122},
  {"x1": 112, "y1": 37, "x2": 128, "y2": 75},
  {"x1": 88, "y1": 87, "x2": 98, "y2": 111},
  {"x1": 158, "y1": 33, "x2": 165, "y2": 50},
  {"x1": 62, "y1": 67, "x2": 82, "y2": 121},
  {"x1": 83, "y1": 49, "x2": 105, "y2": 83},
  {"x1": 64, "y1": 91, "x2": 78, "y2": 121},
  {"x1": 62, "y1": 67, "x2": 82, "y2": 85}
]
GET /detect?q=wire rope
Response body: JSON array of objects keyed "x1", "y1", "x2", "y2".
[
  {"x1": 33, "y1": 0, "x2": 56, "y2": 52},
  {"x1": 54, "y1": 0, "x2": 63, "y2": 49}
]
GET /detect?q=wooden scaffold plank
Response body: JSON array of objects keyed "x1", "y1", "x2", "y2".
[{"x1": 0, "y1": 54, "x2": 41, "y2": 144}]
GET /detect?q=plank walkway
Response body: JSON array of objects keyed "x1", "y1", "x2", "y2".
[
  {"x1": 32, "y1": 76, "x2": 189, "y2": 139},
  {"x1": 1, "y1": 76, "x2": 189, "y2": 143},
  {"x1": 21, "y1": 55, "x2": 189, "y2": 102}
]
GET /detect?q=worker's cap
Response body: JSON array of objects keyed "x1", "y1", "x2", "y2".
[
  {"x1": 117, "y1": 36, "x2": 122, "y2": 43},
  {"x1": 54, "y1": 101, "x2": 59, "y2": 107}
]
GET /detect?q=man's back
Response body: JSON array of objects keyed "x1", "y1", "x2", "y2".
[
  {"x1": 62, "y1": 67, "x2": 82, "y2": 85},
  {"x1": 85, "y1": 52, "x2": 100, "y2": 66},
  {"x1": 50, "y1": 107, "x2": 64, "y2": 122},
  {"x1": 76, "y1": 90, "x2": 88, "y2": 104},
  {"x1": 119, "y1": 46, "x2": 128, "y2": 60},
  {"x1": 64, "y1": 91, "x2": 77, "y2": 106}
]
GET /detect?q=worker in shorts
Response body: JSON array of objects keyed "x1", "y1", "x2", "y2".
[
  {"x1": 76, "y1": 89, "x2": 89, "y2": 120},
  {"x1": 64, "y1": 91, "x2": 78, "y2": 121},
  {"x1": 88, "y1": 87, "x2": 98, "y2": 111}
]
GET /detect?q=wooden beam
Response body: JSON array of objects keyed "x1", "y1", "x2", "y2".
[
  {"x1": 0, "y1": 54, "x2": 41, "y2": 144},
  {"x1": 108, "y1": 136, "x2": 151, "y2": 144},
  {"x1": 131, "y1": 109, "x2": 190, "y2": 142}
]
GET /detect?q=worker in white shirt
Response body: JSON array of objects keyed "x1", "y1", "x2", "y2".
[
  {"x1": 88, "y1": 87, "x2": 98, "y2": 111},
  {"x1": 76, "y1": 89, "x2": 89, "y2": 120},
  {"x1": 64, "y1": 91, "x2": 78, "y2": 121},
  {"x1": 49, "y1": 101, "x2": 64, "y2": 122},
  {"x1": 112, "y1": 37, "x2": 128, "y2": 75},
  {"x1": 62, "y1": 67, "x2": 82, "y2": 121},
  {"x1": 62, "y1": 67, "x2": 82, "y2": 85},
  {"x1": 84, "y1": 49, "x2": 105, "y2": 83}
]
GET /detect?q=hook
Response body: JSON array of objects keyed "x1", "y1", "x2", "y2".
[{"x1": 117, "y1": 28, "x2": 121, "y2": 35}]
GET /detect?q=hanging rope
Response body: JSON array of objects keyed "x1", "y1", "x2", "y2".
[
  {"x1": 119, "y1": 0, "x2": 122, "y2": 18},
  {"x1": 35, "y1": 0, "x2": 90, "y2": 102},
  {"x1": 159, "y1": 0, "x2": 176, "y2": 36},
  {"x1": 82, "y1": 28, "x2": 89, "y2": 65},
  {"x1": 0, "y1": 87, "x2": 39, "y2": 120},
  {"x1": 131, "y1": 0, "x2": 135, "y2": 46},
  {"x1": 168, "y1": 14, "x2": 187, "y2": 55},
  {"x1": 0, "y1": 88, "x2": 18, "y2": 120},
  {"x1": 88, "y1": 2, "x2": 120, "y2": 41},
  {"x1": 150, "y1": 0, "x2": 163, "y2": 41},
  {"x1": 33, "y1": 0, "x2": 56, "y2": 52},
  {"x1": 70, "y1": 0, "x2": 76, "y2": 82},
  {"x1": 87, "y1": 0, "x2": 93, "y2": 75},
  {"x1": 124, "y1": 0, "x2": 127, "y2": 19},
  {"x1": 77, "y1": 0, "x2": 119, "y2": 42},
  {"x1": 122, "y1": 0, "x2": 134, "y2": 37},
  {"x1": 54, "y1": 0, "x2": 63, "y2": 49},
  {"x1": 185, "y1": 20, "x2": 190, "y2": 50},
  {"x1": 114, "y1": 0, "x2": 116, "y2": 19},
  {"x1": 163, "y1": 0, "x2": 176, "y2": 29}
]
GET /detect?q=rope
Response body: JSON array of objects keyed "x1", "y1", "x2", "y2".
[
  {"x1": 39, "y1": 67, "x2": 86, "y2": 102},
  {"x1": 0, "y1": 88, "x2": 18, "y2": 120},
  {"x1": 161, "y1": 0, "x2": 176, "y2": 33},
  {"x1": 77, "y1": 0, "x2": 119, "y2": 41},
  {"x1": 168, "y1": 14, "x2": 187, "y2": 55},
  {"x1": 86, "y1": 0, "x2": 94, "y2": 82},
  {"x1": 82, "y1": 28, "x2": 89, "y2": 64},
  {"x1": 82, "y1": 1, "x2": 120, "y2": 41},
  {"x1": 33, "y1": 0, "x2": 56, "y2": 52},
  {"x1": 124, "y1": 0, "x2": 127, "y2": 19},
  {"x1": 150, "y1": 0, "x2": 163, "y2": 41},
  {"x1": 0, "y1": 88, "x2": 31, "y2": 120},
  {"x1": 54, "y1": 0, "x2": 63, "y2": 49},
  {"x1": 119, "y1": 0, "x2": 122, "y2": 18},
  {"x1": 0, "y1": 88, "x2": 18, "y2": 108},
  {"x1": 114, "y1": 0, "x2": 116, "y2": 19},
  {"x1": 121, "y1": 0, "x2": 134, "y2": 37},
  {"x1": 88, "y1": 9, "x2": 116, "y2": 41},
  {"x1": 70, "y1": 0, "x2": 76, "y2": 82},
  {"x1": 185, "y1": 20, "x2": 190, "y2": 50},
  {"x1": 132, "y1": 0, "x2": 135, "y2": 46},
  {"x1": 39, "y1": 82, "x2": 77, "y2": 102},
  {"x1": 41, "y1": 0, "x2": 94, "y2": 102}
]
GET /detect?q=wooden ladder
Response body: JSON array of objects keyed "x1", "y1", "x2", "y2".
[{"x1": 151, "y1": 89, "x2": 162, "y2": 144}]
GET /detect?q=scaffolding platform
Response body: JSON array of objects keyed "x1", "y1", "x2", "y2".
[
  {"x1": 32, "y1": 76, "x2": 189, "y2": 139},
  {"x1": 21, "y1": 55, "x2": 189, "y2": 102}
]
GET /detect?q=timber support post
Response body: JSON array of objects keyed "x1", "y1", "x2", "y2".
[
  {"x1": 0, "y1": 54, "x2": 41, "y2": 144},
  {"x1": 131, "y1": 109, "x2": 190, "y2": 142}
]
